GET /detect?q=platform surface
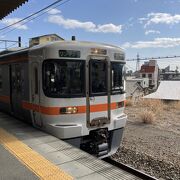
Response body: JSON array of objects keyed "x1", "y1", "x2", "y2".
[{"x1": 0, "y1": 112, "x2": 141, "y2": 180}]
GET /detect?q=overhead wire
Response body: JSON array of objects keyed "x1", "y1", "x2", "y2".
[
  {"x1": 0, "y1": 0, "x2": 71, "y2": 50},
  {"x1": 0, "y1": 42, "x2": 18, "y2": 50},
  {"x1": 0, "y1": 0, "x2": 64, "y2": 32},
  {"x1": 6, "y1": 42, "x2": 19, "y2": 49},
  {"x1": 0, "y1": 0, "x2": 71, "y2": 36},
  {"x1": 1, "y1": 0, "x2": 180, "y2": 64},
  {"x1": 125, "y1": 64, "x2": 136, "y2": 71},
  {"x1": 127, "y1": 55, "x2": 180, "y2": 61}
]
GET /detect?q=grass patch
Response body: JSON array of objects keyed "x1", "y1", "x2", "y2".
[
  {"x1": 140, "y1": 110, "x2": 155, "y2": 124},
  {"x1": 138, "y1": 99, "x2": 164, "y2": 114},
  {"x1": 171, "y1": 101, "x2": 180, "y2": 110}
]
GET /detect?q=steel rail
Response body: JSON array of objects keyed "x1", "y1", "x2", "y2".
[{"x1": 103, "y1": 157, "x2": 158, "y2": 180}]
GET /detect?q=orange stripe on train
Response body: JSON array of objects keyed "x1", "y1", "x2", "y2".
[
  {"x1": 22, "y1": 101, "x2": 122, "y2": 115},
  {"x1": 0, "y1": 57, "x2": 28, "y2": 65},
  {"x1": 0, "y1": 95, "x2": 10, "y2": 104}
]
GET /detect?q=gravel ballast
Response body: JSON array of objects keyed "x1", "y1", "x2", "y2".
[{"x1": 112, "y1": 104, "x2": 180, "y2": 180}]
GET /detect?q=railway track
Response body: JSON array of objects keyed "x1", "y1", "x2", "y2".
[{"x1": 103, "y1": 158, "x2": 158, "y2": 180}]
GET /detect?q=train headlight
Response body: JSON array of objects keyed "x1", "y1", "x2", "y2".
[
  {"x1": 60, "y1": 107, "x2": 78, "y2": 114},
  {"x1": 91, "y1": 48, "x2": 107, "y2": 55}
]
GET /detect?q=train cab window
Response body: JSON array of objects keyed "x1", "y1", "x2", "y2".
[
  {"x1": 111, "y1": 62, "x2": 124, "y2": 94},
  {"x1": 90, "y1": 60, "x2": 107, "y2": 95},
  {"x1": 43, "y1": 60, "x2": 85, "y2": 98}
]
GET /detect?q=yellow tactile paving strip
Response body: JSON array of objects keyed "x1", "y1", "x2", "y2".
[{"x1": 0, "y1": 128, "x2": 73, "y2": 180}]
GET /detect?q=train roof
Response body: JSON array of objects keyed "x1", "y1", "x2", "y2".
[
  {"x1": 0, "y1": 40, "x2": 124, "y2": 59},
  {"x1": 0, "y1": 47, "x2": 27, "y2": 56},
  {"x1": 29, "y1": 40, "x2": 124, "y2": 52},
  {"x1": 0, "y1": 47, "x2": 29, "y2": 58}
]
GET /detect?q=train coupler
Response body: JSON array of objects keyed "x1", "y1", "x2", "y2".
[
  {"x1": 80, "y1": 128, "x2": 110, "y2": 157},
  {"x1": 90, "y1": 128, "x2": 109, "y2": 157}
]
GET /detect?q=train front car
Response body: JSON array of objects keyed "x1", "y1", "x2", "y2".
[{"x1": 30, "y1": 41, "x2": 127, "y2": 158}]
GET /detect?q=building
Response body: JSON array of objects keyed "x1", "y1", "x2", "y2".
[
  {"x1": 126, "y1": 70, "x2": 133, "y2": 76},
  {"x1": 139, "y1": 60, "x2": 159, "y2": 89},
  {"x1": 29, "y1": 34, "x2": 64, "y2": 47},
  {"x1": 160, "y1": 65, "x2": 180, "y2": 80},
  {"x1": 126, "y1": 77, "x2": 149, "y2": 100},
  {"x1": 160, "y1": 72, "x2": 180, "y2": 80}
]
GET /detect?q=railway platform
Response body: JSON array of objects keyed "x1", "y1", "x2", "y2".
[{"x1": 0, "y1": 112, "x2": 141, "y2": 180}]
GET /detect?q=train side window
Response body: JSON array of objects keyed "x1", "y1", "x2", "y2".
[
  {"x1": 111, "y1": 62, "x2": 124, "y2": 94},
  {"x1": 15, "y1": 65, "x2": 22, "y2": 92},
  {"x1": 34, "y1": 67, "x2": 38, "y2": 94},
  {"x1": 0, "y1": 67, "x2": 2, "y2": 91}
]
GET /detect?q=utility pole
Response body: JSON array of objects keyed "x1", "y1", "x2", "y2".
[
  {"x1": 5, "y1": 41, "x2": 7, "y2": 49},
  {"x1": 136, "y1": 53, "x2": 140, "y2": 72},
  {"x1": 18, "y1": 36, "x2": 21, "y2": 47}
]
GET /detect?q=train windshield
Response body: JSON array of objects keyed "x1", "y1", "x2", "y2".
[
  {"x1": 111, "y1": 62, "x2": 124, "y2": 94},
  {"x1": 43, "y1": 60, "x2": 85, "y2": 98},
  {"x1": 90, "y1": 60, "x2": 107, "y2": 95},
  {"x1": 89, "y1": 60, "x2": 124, "y2": 96}
]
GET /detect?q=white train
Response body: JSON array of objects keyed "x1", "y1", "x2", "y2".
[{"x1": 0, "y1": 40, "x2": 127, "y2": 158}]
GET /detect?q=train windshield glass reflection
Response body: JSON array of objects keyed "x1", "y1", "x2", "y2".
[
  {"x1": 90, "y1": 60, "x2": 107, "y2": 95},
  {"x1": 43, "y1": 60, "x2": 85, "y2": 97},
  {"x1": 111, "y1": 62, "x2": 124, "y2": 94}
]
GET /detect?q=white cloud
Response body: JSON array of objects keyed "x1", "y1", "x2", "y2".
[
  {"x1": 0, "y1": 35, "x2": 5, "y2": 39},
  {"x1": 92, "y1": 24, "x2": 122, "y2": 33},
  {"x1": 140, "y1": 13, "x2": 180, "y2": 27},
  {"x1": 139, "y1": 17, "x2": 148, "y2": 24},
  {"x1": 1, "y1": 18, "x2": 28, "y2": 30},
  {"x1": 47, "y1": 8, "x2": 61, "y2": 15},
  {"x1": 145, "y1": 30, "x2": 160, "y2": 35},
  {"x1": 47, "y1": 15, "x2": 122, "y2": 33},
  {"x1": 122, "y1": 38, "x2": 180, "y2": 49}
]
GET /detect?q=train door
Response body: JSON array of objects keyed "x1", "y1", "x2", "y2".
[
  {"x1": 11, "y1": 64, "x2": 24, "y2": 118},
  {"x1": 31, "y1": 62, "x2": 42, "y2": 127},
  {"x1": 9, "y1": 65, "x2": 13, "y2": 112},
  {"x1": 87, "y1": 58, "x2": 111, "y2": 127}
]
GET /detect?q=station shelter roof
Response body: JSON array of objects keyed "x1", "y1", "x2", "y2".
[{"x1": 0, "y1": 0, "x2": 28, "y2": 20}]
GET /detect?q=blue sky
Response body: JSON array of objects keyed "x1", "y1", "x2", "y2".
[{"x1": 0, "y1": 0, "x2": 180, "y2": 70}]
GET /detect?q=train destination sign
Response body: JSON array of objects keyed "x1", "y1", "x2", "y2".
[
  {"x1": 59, "y1": 50, "x2": 80, "y2": 58},
  {"x1": 114, "y1": 53, "x2": 125, "y2": 60}
]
